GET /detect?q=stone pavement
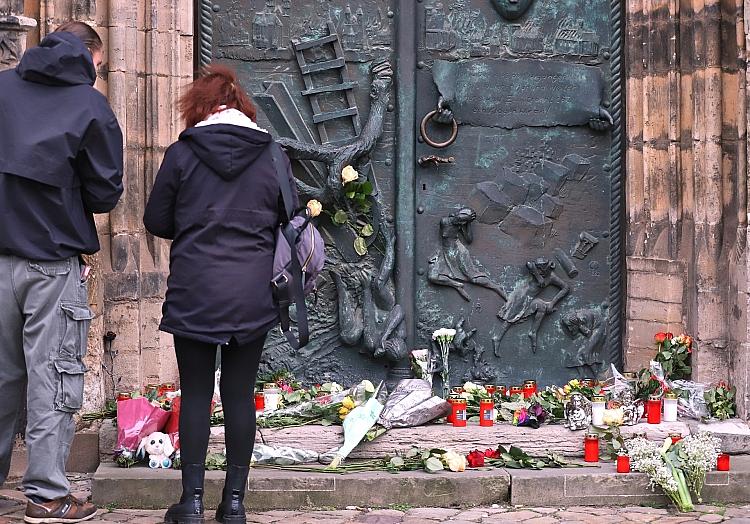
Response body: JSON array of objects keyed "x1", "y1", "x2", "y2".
[{"x1": 1, "y1": 497, "x2": 750, "y2": 524}]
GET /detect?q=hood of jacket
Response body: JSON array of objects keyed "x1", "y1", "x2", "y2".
[
  {"x1": 179, "y1": 121, "x2": 273, "y2": 181},
  {"x1": 16, "y1": 31, "x2": 96, "y2": 86}
]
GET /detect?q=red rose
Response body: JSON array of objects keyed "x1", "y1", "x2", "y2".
[
  {"x1": 654, "y1": 332, "x2": 668, "y2": 344},
  {"x1": 484, "y1": 448, "x2": 500, "y2": 459},
  {"x1": 665, "y1": 332, "x2": 674, "y2": 340},
  {"x1": 466, "y1": 450, "x2": 485, "y2": 468}
]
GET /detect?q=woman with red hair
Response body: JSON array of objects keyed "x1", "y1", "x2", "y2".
[{"x1": 144, "y1": 64, "x2": 298, "y2": 524}]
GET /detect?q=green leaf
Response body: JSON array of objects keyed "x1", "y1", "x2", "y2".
[
  {"x1": 509, "y1": 446, "x2": 527, "y2": 459},
  {"x1": 361, "y1": 181, "x2": 374, "y2": 195},
  {"x1": 333, "y1": 210, "x2": 348, "y2": 225},
  {"x1": 346, "y1": 191, "x2": 356, "y2": 199},
  {"x1": 361, "y1": 223, "x2": 374, "y2": 237},
  {"x1": 424, "y1": 457, "x2": 444, "y2": 473},
  {"x1": 429, "y1": 448, "x2": 447, "y2": 455},
  {"x1": 354, "y1": 236, "x2": 368, "y2": 256}
]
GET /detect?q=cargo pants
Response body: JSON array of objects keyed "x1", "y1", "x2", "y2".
[{"x1": 0, "y1": 255, "x2": 93, "y2": 500}]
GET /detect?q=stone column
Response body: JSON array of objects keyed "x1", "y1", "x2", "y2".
[
  {"x1": 625, "y1": 0, "x2": 748, "y2": 417},
  {"x1": 0, "y1": 1, "x2": 36, "y2": 70}
]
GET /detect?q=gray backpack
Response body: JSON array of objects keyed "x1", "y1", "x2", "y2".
[{"x1": 270, "y1": 143, "x2": 325, "y2": 349}]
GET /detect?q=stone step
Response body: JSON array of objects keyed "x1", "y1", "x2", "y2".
[
  {"x1": 91, "y1": 463, "x2": 510, "y2": 510},
  {"x1": 91, "y1": 456, "x2": 750, "y2": 510},
  {"x1": 510, "y1": 455, "x2": 750, "y2": 507},
  {"x1": 99, "y1": 420, "x2": 697, "y2": 462}
]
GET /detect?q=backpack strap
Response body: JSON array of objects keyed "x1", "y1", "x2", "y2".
[{"x1": 270, "y1": 143, "x2": 309, "y2": 349}]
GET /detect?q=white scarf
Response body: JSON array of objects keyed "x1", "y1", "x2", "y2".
[{"x1": 195, "y1": 105, "x2": 268, "y2": 132}]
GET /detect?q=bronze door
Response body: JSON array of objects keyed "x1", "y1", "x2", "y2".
[{"x1": 200, "y1": 0, "x2": 623, "y2": 387}]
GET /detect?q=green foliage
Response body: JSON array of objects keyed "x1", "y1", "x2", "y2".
[
  {"x1": 704, "y1": 383, "x2": 736, "y2": 421},
  {"x1": 655, "y1": 335, "x2": 692, "y2": 380}
]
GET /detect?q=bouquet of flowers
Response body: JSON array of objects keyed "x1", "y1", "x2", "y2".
[
  {"x1": 654, "y1": 332, "x2": 693, "y2": 380},
  {"x1": 432, "y1": 328, "x2": 456, "y2": 398},
  {"x1": 387, "y1": 447, "x2": 467, "y2": 473},
  {"x1": 627, "y1": 437, "x2": 693, "y2": 512},
  {"x1": 704, "y1": 381, "x2": 736, "y2": 421},
  {"x1": 465, "y1": 445, "x2": 571, "y2": 469},
  {"x1": 257, "y1": 380, "x2": 375, "y2": 428},
  {"x1": 677, "y1": 432, "x2": 721, "y2": 502}
]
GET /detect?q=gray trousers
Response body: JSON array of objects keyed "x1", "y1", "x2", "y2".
[{"x1": 0, "y1": 255, "x2": 93, "y2": 500}]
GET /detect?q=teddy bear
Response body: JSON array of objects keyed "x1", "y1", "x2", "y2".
[{"x1": 137, "y1": 431, "x2": 175, "y2": 469}]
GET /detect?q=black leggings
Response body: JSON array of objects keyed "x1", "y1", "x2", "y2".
[{"x1": 174, "y1": 334, "x2": 266, "y2": 467}]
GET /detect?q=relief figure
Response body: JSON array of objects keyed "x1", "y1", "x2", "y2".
[
  {"x1": 492, "y1": 257, "x2": 569, "y2": 355},
  {"x1": 428, "y1": 207, "x2": 507, "y2": 302},
  {"x1": 561, "y1": 302, "x2": 608, "y2": 378},
  {"x1": 489, "y1": 0, "x2": 535, "y2": 21}
]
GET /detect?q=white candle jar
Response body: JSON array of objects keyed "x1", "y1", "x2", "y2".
[
  {"x1": 263, "y1": 384, "x2": 281, "y2": 412},
  {"x1": 591, "y1": 395, "x2": 606, "y2": 426},
  {"x1": 663, "y1": 392, "x2": 678, "y2": 422}
]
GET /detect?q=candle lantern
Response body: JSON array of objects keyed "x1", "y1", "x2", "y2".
[
  {"x1": 485, "y1": 384, "x2": 497, "y2": 396},
  {"x1": 451, "y1": 386, "x2": 464, "y2": 395},
  {"x1": 717, "y1": 454, "x2": 730, "y2": 471},
  {"x1": 522, "y1": 380, "x2": 536, "y2": 398},
  {"x1": 451, "y1": 398, "x2": 467, "y2": 427},
  {"x1": 663, "y1": 392, "x2": 678, "y2": 422},
  {"x1": 669, "y1": 432, "x2": 682, "y2": 444},
  {"x1": 263, "y1": 383, "x2": 281, "y2": 412},
  {"x1": 647, "y1": 395, "x2": 662, "y2": 424},
  {"x1": 479, "y1": 399, "x2": 494, "y2": 427},
  {"x1": 116, "y1": 392, "x2": 131, "y2": 401},
  {"x1": 254, "y1": 391, "x2": 265, "y2": 412},
  {"x1": 581, "y1": 378, "x2": 596, "y2": 388},
  {"x1": 145, "y1": 383, "x2": 159, "y2": 396},
  {"x1": 591, "y1": 395, "x2": 606, "y2": 427},
  {"x1": 510, "y1": 385, "x2": 523, "y2": 397},
  {"x1": 446, "y1": 395, "x2": 460, "y2": 424},
  {"x1": 584, "y1": 433, "x2": 600, "y2": 462},
  {"x1": 616, "y1": 454, "x2": 631, "y2": 473},
  {"x1": 499, "y1": 385, "x2": 508, "y2": 398}
]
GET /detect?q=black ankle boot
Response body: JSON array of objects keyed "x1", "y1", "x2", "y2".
[
  {"x1": 164, "y1": 463, "x2": 205, "y2": 524},
  {"x1": 215, "y1": 464, "x2": 249, "y2": 523}
]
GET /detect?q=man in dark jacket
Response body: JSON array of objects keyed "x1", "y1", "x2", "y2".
[{"x1": 0, "y1": 21, "x2": 123, "y2": 523}]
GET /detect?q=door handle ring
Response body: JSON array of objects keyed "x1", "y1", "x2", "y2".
[{"x1": 420, "y1": 109, "x2": 458, "y2": 149}]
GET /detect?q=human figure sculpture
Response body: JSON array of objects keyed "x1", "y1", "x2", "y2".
[
  {"x1": 492, "y1": 257, "x2": 570, "y2": 356},
  {"x1": 561, "y1": 302, "x2": 608, "y2": 378},
  {"x1": 332, "y1": 231, "x2": 407, "y2": 362},
  {"x1": 428, "y1": 207, "x2": 507, "y2": 301},
  {"x1": 564, "y1": 392, "x2": 591, "y2": 431}
]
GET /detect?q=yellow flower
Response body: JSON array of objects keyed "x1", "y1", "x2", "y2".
[
  {"x1": 569, "y1": 379, "x2": 580, "y2": 388},
  {"x1": 342, "y1": 396, "x2": 355, "y2": 410},
  {"x1": 306, "y1": 199, "x2": 322, "y2": 218},
  {"x1": 339, "y1": 414, "x2": 346, "y2": 420},
  {"x1": 341, "y1": 165, "x2": 359, "y2": 184},
  {"x1": 441, "y1": 451, "x2": 467, "y2": 472},
  {"x1": 563, "y1": 385, "x2": 572, "y2": 394},
  {"x1": 338, "y1": 406, "x2": 350, "y2": 416}
]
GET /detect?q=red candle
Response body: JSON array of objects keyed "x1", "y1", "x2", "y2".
[
  {"x1": 510, "y1": 385, "x2": 523, "y2": 397},
  {"x1": 485, "y1": 385, "x2": 497, "y2": 396},
  {"x1": 446, "y1": 395, "x2": 458, "y2": 424},
  {"x1": 479, "y1": 399, "x2": 494, "y2": 427},
  {"x1": 452, "y1": 398, "x2": 467, "y2": 427},
  {"x1": 669, "y1": 433, "x2": 683, "y2": 444},
  {"x1": 584, "y1": 433, "x2": 600, "y2": 463},
  {"x1": 647, "y1": 395, "x2": 662, "y2": 424},
  {"x1": 523, "y1": 380, "x2": 537, "y2": 398},
  {"x1": 717, "y1": 454, "x2": 730, "y2": 471},
  {"x1": 616, "y1": 454, "x2": 630, "y2": 473},
  {"x1": 116, "y1": 392, "x2": 131, "y2": 401},
  {"x1": 254, "y1": 392, "x2": 265, "y2": 411},
  {"x1": 499, "y1": 385, "x2": 507, "y2": 397}
]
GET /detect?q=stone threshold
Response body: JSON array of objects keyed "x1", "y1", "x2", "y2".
[{"x1": 91, "y1": 456, "x2": 750, "y2": 510}]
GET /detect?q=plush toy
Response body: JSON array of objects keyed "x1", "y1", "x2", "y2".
[{"x1": 137, "y1": 431, "x2": 174, "y2": 469}]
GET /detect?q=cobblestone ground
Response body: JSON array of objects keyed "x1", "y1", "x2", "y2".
[{"x1": 1, "y1": 476, "x2": 749, "y2": 524}]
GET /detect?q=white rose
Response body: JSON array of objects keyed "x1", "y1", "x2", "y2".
[
  {"x1": 306, "y1": 199, "x2": 322, "y2": 218},
  {"x1": 441, "y1": 451, "x2": 467, "y2": 472},
  {"x1": 341, "y1": 165, "x2": 359, "y2": 184}
]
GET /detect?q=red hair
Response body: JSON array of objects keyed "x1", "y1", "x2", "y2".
[{"x1": 179, "y1": 64, "x2": 257, "y2": 128}]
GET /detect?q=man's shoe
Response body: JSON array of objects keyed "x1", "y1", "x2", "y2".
[{"x1": 24, "y1": 494, "x2": 97, "y2": 523}]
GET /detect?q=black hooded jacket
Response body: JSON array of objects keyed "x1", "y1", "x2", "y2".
[
  {"x1": 144, "y1": 123, "x2": 299, "y2": 345},
  {"x1": 0, "y1": 31, "x2": 123, "y2": 260}
]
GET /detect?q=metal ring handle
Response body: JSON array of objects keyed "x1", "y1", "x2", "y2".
[{"x1": 420, "y1": 109, "x2": 458, "y2": 149}]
